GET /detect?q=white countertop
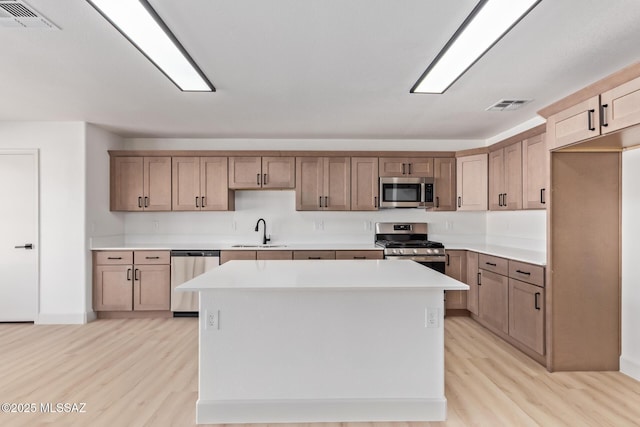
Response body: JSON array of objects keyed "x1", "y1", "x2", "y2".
[
  {"x1": 91, "y1": 242, "x2": 382, "y2": 251},
  {"x1": 178, "y1": 259, "x2": 469, "y2": 291},
  {"x1": 446, "y1": 243, "x2": 546, "y2": 266}
]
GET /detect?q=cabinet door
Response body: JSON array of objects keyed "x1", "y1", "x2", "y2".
[
  {"x1": 201, "y1": 157, "x2": 231, "y2": 211},
  {"x1": 547, "y1": 96, "x2": 600, "y2": 150},
  {"x1": 94, "y1": 265, "x2": 133, "y2": 311},
  {"x1": 293, "y1": 251, "x2": 336, "y2": 260},
  {"x1": 522, "y1": 133, "x2": 548, "y2": 209},
  {"x1": 296, "y1": 157, "x2": 324, "y2": 210},
  {"x1": 478, "y1": 269, "x2": 509, "y2": 334},
  {"x1": 445, "y1": 250, "x2": 467, "y2": 309},
  {"x1": 262, "y1": 157, "x2": 295, "y2": 189},
  {"x1": 407, "y1": 158, "x2": 433, "y2": 177},
  {"x1": 143, "y1": 157, "x2": 172, "y2": 211},
  {"x1": 351, "y1": 157, "x2": 379, "y2": 211},
  {"x1": 434, "y1": 157, "x2": 456, "y2": 211},
  {"x1": 489, "y1": 148, "x2": 505, "y2": 210},
  {"x1": 256, "y1": 250, "x2": 293, "y2": 260},
  {"x1": 503, "y1": 141, "x2": 523, "y2": 210},
  {"x1": 324, "y1": 157, "x2": 351, "y2": 211},
  {"x1": 378, "y1": 158, "x2": 407, "y2": 177},
  {"x1": 229, "y1": 157, "x2": 262, "y2": 189},
  {"x1": 111, "y1": 157, "x2": 144, "y2": 211},
  {"x1": 220, "y1": 250, "x2": 257, "y2": 264},
  {"x1": 335, "y1": 250, "x2": 383, "y2": 260},
  {"x1": 601, "y1": 75, "x2": 640, "y2": 134},
  {"x1": 456, "y1": 154, "x2": 488, "y2": 211},
  {"x1": 466, "y1": 251, "x2": 479, "y2": 315},
  {"x1": 172, "y1": 157, "x2": 200, "y2": 211},
  {"x1": 509, "y1": 279, "x2": 544, "y2": 355},
  {"x1": 133, "y1": 265, "x2": 170, "y2": 311}
]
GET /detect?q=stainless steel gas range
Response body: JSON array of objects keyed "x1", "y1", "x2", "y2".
[{"x1": 375, "y1": 222, "x2": 446, "y2": 273}]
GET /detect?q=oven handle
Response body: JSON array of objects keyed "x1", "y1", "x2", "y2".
[{"x1": 384, "y1": 255, "x2": 446, "y2": 262}]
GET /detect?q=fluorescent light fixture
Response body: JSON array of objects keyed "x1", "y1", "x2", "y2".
[
  {"x1": 411, "y1": 0, "x2": 540, "y2": 94},
  {"x1": 87, "y1": 0, "x2": 214, "y2": 92}
]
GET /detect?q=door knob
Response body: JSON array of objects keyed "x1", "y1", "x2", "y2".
[{"x1": 15, "y1": 243, "x2": 33, "y2": 250}]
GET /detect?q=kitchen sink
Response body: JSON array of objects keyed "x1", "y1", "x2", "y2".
[{"x1": 231, "y1": 244, "x2": 287, "y2": 248}]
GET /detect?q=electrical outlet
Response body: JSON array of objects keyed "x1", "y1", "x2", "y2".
[
  {"x1": 206, "y1": 309, "x2": 219, "y2": 330},
  {"x1": 153, "y1": 220, "x2": 160, "y2": 231},
  {"x1": 425, "y1": 308, "x2": 439, "y2": 328}
]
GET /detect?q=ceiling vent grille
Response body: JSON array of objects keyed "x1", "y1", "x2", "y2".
[
  {"x1": 486, "y1": 99, "x2": 532, "y2": 111},
  {"x1": 0, "y1": 0, "x2": 58, "y2": 29}
]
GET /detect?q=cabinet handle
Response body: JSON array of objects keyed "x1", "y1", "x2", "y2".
[
  {"x1": 485, "y1": 262, "x2": 497, "y2": 266},
  {"x1": 446, "y1": 253, "x2": 450, "y2": 266},
  {"x1": 257, "y1": 173, "x2": 261, "y2": 185},
  {"x1": 503, "y1": 193, "x2": 507, "y2": 207},
  {"x1": 202, "y1": 196, "x2": 206, "y2": 207},
  {"x1": 134, "y1": 268, "x2": 140, "y2": 281},
  {"x1": 588, "y1": 109, "x2": 596, "y2": 131},
  {"x1": 540, "y1": 188, "x2": 546, "y2": 204},
  {"x1": 374, "y1": 196, "x2": 378, "y2": 208},
  {"x1": 408, "y1": 163, "x2": 412, "y2": 175},
  {"x1": 436, "y1": 196, "x2": 440, "y2": 208},
  {"x1": 601, "y1": 104, "x2": 609, "y2": 127},
  {"x1": 477, "y1": 272, "x2": 481, "y2": 285},
  {"x1": 457, "y1": 196, "x2": 461, "y2": 208},
  {"x1": 145, "y1": 256, "x2": 160, "y2": 260},
  {"x1": 144, "y1": 196, "x2": 149, "y2": 207},
  {"x1": 534, "y1": 292, "x2": 541, "y2": 310},
  {"x1": 498, "y1": 193, "x2": 502, "y2": 207},
  {"x1": 516, "y1": 269, "x2": 531, "y2": 275},
  {"x1": 308, "y1": 257, "x2": 321, "y2": 260},
  {"x1": 324, "y1": 196, "x2": 328, "y2": 207},
  {"x1": 319, "y1": 196, "x2": 323, "y2": 208},
  {"x1": 353, "y1": 256, "x2": 366, "y2": 259},
  {"x1": 402, "y1": 163, "x2": 406, "y2": 175},
  {"x1": 263, "y1": 173, "x2": 267, "y2": 185},
  {"x1": 195, "y1": 196, "x2": 200, "y2": 208},
  {"x1": 107, "y1": 256, "x2": 122, "y2": 260},
  {"x1": 127, "y1": 268, "x2": 132, "y2": 281},
  {"x1": 138, "y1": 197, "x2": 142, "y2": 208}
]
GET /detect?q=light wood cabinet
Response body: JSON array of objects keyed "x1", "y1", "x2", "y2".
[
  {"x1": 351, "y1": 157, "x2": 379, "y2": 210},
  {"x1": 220, "y1": 250, "x2": 257, "y2": 264},
  {"x1": 296, "y1": 157, "x2": 350, "y2": 211},
  {"x1": 466, "y1": 251, "x2": 479, "y2": 315},
  {"x1": 509, "y1": 279, "x2": 544, "y2": 355},
  {"x1": 444, "y1": 250, "x2": 467, "y2": 310},
  {"x1": 601, "y1": 75, "x2": 640, "y2": 134},
  {"x1": 256, "y1": 251, "x2": 293, "y2": 260},
  {"x1": 522, "y1": 133, "x2": 548, "y2": 209},
  {"x1": 293, "y1": 250, "x2": 336, "y2": 260},
  {"x1": 456, "y1": 154, "x2": 488, "y2": 211},
  {"x1": 489, "y1": 142, "x2": 522, "y2": 210},
  {"x1": 111, "y1": 157, "x2": 172, "y2": 211},
  {"x1": 433, "y1": 157, "x2": 456, "y2": 211},
  {"x1": 335, "y1": 250, "x2": 383, "y2": 260},
  {"x1": 547, "y1": 96, "x2": 600, "y2": 150},
  {"x1": 93, "y1": 250, "x2": 170, "y2": 312},
  {"x1": 172, "y1": 157, "x2": 233, "y2": 211},
  {"x1": 379, "y1": 157, "x2": 433, "y2": 177},
  {"x1": 229, "y1": 156, "x2": 295, "y2": 189},
  {"x1": 478, "y1": 269, "x2": 509, "y2": 335}
]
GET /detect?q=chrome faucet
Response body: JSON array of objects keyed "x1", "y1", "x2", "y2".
[{"x1": 254, "y1": 218, "x2": 270, "y2": 245}]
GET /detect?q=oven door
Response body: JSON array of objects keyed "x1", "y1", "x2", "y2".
[
  {"x1": 379, "y1": 177, "x2": 425, "y2": 208},
  {"x1": 385, "y1": 255, "x2": 446, "y2": 273}
]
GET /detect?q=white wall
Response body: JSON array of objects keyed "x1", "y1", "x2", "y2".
[
  {"x1": 621, "y1": 148, "x2": 640, "y2": 381},
  {"x1": 0, "y1": 122, "x2": 87, "y2": 323},
  {"x1": 85, "y1": 124, "x2": 125, "y2": 317},
  {"x1": 486, "y1": 210, "x2": 547, "y2": 251}
]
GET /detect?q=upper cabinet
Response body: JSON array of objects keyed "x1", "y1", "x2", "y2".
[
  {"x1": 111, "y1": 157, "x2": 172, "y2": 211},
  {"x1": 433, "y1": 157, "x2": 456, "y2": 211},
  {"x1": 172, "y1": 157, "x2": 233, "y2": 211},
  {"x1": 351, "y1": 157, "x2": 379, "y2": 211},
  {"x1": 296, "y1": 157, "x2": 350, "y2": 211},
  {"x1": 379, "y1": 157, "x2": 433, "y2": 177},
  {"x1": 489, "y1": 142, "x2": 522, "y2": 211},
  {"x1": 522, "y1": 133, "x2": 548, "y2": 209},
  {"x1": 546, "y1": 74, "x2": 640, "y2": 150},
  {"x1": 456, "y1": 154, "x2": 488, "y2": 211},
  {"x1": 229, "y1": 156, "x2": 295, "y2": 189}
]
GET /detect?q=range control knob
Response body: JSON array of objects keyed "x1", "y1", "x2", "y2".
[{"x1": 413, "y1": 249, "x2": 418, "y2": 254}]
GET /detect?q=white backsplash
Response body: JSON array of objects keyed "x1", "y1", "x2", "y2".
[{"x1": 485, "y1": 210, "x2": 547, "y2": 251}]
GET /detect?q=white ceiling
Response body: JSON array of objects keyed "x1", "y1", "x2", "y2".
[{"x1": 2, "y1": 0, "x2": 640, "y2": 140}]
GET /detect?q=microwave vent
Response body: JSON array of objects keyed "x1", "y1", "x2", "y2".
[
  {"x1": 0, "y1": 0, "x2": 58, "y2": 29},
  {"x1": 486, "y1": 99, "x2": 532, "y2": 111}
]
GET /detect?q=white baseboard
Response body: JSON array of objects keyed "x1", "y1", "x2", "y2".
[
  {"x1": 36, "y1": 312, "x2": 94, "y2": 325},
  {"x1": 196, "y1": 398, "x2": 447, "y2": 424},
  {"x1": 620, "y1": 356, "x2": 640, "y2": 381}
]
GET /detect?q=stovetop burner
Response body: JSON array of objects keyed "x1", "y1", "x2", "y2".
[
  {"x1": 375, "y1": 239, "x2": 444, "y2": 249},
  {"x1": 374, "y1": 222, "x2": 446, "y2": 258}
]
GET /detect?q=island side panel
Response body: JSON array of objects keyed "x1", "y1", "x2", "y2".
[{"x1": 196, "y1": 287, "x2": 446, "y2": 423}]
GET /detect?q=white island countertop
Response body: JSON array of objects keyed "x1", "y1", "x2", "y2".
[{"x1": 178, "y1": 259, "x2": 468, "y2": 291}]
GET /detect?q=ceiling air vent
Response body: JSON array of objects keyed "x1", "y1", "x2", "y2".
[
  {"x1": 486, "y1": 99, "x2": 532, "y2": 112},
  {"x1": 0, "y1": 0, "x2": 58, "y2": 29}
]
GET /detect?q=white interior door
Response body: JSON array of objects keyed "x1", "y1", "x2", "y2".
[{"x1": 0, "y1": 151, "x2": 39, "y2": 322}]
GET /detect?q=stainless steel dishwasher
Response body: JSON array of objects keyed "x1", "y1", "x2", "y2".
[{"x1": 170, "y1": 250, "x2": 220, "y2": 316}]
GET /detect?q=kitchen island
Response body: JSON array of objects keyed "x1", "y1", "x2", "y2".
[{"x1": 178, "y1": 259, "x2": 468, "y2": 424}]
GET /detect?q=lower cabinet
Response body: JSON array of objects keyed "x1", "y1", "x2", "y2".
[
  {"x1": 335, "y1": 250, "x2": 383, "y2": 260},
  {"x1": 466, "y1": 251, "x2": 479, "y2": 315},
  {"x1": 478, "y1": 269, "x2": 509, "y2": 334},
  {"x1": 509, "y1": 279, "x2": 545, "y2": 355},
  {"x1": 221, "y1": 249, "x2": 383, "y2": 263},
  {"x1": 444, "y1": 250, "x2": 467, "y2": 310},
  {"x1": 293, "y1": 250, "x2": 336, "y2": 260},
  {"x1": 93, "y1": 251, "x2": 170, "y2": 312}
]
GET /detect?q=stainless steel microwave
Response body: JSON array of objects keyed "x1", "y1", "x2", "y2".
[{"x1": 379, "y1": 177, "x2": 434, "y2": 208}]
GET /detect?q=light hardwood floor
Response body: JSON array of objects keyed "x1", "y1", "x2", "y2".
[{"x1": 1, "y1": 317, "x2": 639, "y2": 427}]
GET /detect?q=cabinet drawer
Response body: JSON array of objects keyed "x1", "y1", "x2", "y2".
[
  {"x1": 95, "y1": 251, "x2": 133, "y2": 265},
  {"x1": 134, "y1": 251, "x2": 170, "y2": 265},
  {"x1": 335, "y1": 250, "x2": 383, "y2": 260},
  {"x1": 293, "y1": 250, "x2": 336, "y2": 260},
  {"x1": 478, "y1": 254, "x2": 508, "y2": 276},
  {"x1": 509, "y1": 260, "x2": 544, "y2": 287}
]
